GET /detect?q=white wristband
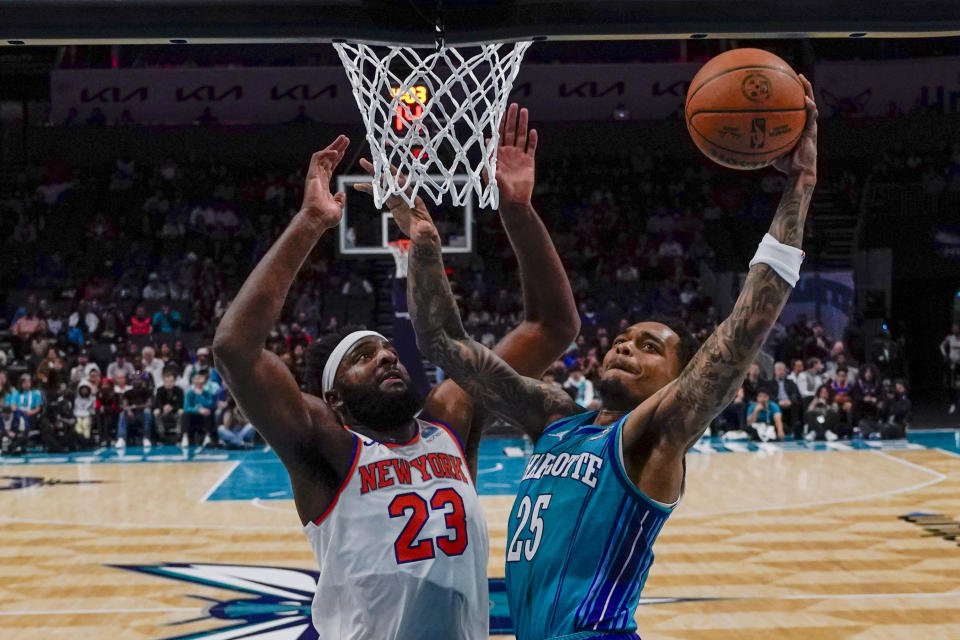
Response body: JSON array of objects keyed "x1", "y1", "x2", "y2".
[{"x1": 749, "y1": 233, "x2": 804, "y2": 287}]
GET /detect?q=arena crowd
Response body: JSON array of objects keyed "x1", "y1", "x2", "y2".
[{"x1": 1, "y1": 133, "x2": 946, "y2": 454}]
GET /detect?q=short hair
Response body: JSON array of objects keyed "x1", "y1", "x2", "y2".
[
  {"x1": 638, "y1": 314, "x2": 700, "y2": 373},
  {"x1": 836, "y1": 366, "x2": 848, "y2": 374},
  {"x1": 142, "y1": 346, "x2": 155, "y2": 356},
  {"x1": 304, "y1": 324, "x2": 366, "y2": 396},
  {"x1": 162, "y1": 366, "x2": 178, "y2": 378},
  {"x1": 805, "y1": 357, "x2": 820, "y2": 370}
]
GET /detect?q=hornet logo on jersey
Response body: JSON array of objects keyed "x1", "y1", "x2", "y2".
[{"x1": 113, "y1": 562, "x2": 721, "y2": 638}]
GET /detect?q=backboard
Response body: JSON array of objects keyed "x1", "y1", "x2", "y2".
[{"x1": 336, "y1": 173, "x2": 474, "y2": 256}]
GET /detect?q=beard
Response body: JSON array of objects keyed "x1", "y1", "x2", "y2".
[
  {"x1": 339, "y1": 379, "x2": 423, "y2": 431},
  {"x1": 597, "y1": 376, "x2": 637, "y2": 412}
]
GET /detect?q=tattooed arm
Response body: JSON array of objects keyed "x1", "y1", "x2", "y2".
[
  {"x1": 407, "y1": 220, "x2": 581, "y2": 441},
  {"x1": 619, "y1": 76, "x2": 819, "y2": 504}
]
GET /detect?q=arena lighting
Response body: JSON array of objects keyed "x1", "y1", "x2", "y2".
[{"x1": 2, "y1": 0, "x2": 960, "y2": 45}]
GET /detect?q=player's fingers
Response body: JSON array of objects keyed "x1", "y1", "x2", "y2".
[
  {"x1": 313, "y1": 150, "x2": 339, "y2": 177},
  {"x1": 515, "y1": 108, "x2": 528, "y2": 151},
  {"x1": 503, "y1": 103, "x2": 518, "y2": 147},
  {"x1": 353, "y1": 182, "x2": 373, "y2": 193},
  {"x1": 803, "y1": 97, "x2": 819, "y2": 135},
  {"x1": 330, "y1": 134, "x2": 349, "y2": 154},
  {"x1": 798, "y1": 74, "x2": 814, "y2": 101},
  {"x1": 527, "y1": 128, "x2": 538, "y2": 156},
  {"x1": 333, "y1": 191, "x2": 346, "y2": 207},
  {"x1": 359, "y1": 157, "x2": 375, "y2": 176}
]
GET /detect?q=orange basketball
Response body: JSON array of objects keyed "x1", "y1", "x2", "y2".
[{"x1": 685, "y1": 48, "x2": 806, "y2": 170}]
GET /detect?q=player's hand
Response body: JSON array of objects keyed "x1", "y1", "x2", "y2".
[
  {"x1": 773, "y1": 75, "x2": 817, "y2": 180},
  {"x1": 299, "y1": 135, "x2": 350, "y2": 231},
  {"x1": 353, "y1": 158, "x2": 436, "y2": 240},
  {"x1": 486, "y1": 103, "x2": 537, "y2": 208}
]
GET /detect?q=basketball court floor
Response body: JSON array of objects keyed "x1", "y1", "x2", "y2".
[{"x1": 2, "y1": 431, "x2": 959, "y2": 639}]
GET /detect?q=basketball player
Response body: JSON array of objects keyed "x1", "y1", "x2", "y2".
[
  {"x1": 213, "y1": 107, "x2": 577, "y2": 637},
  {"x1": 402, "y1": 78, "x2": 818, "y2": 639}
]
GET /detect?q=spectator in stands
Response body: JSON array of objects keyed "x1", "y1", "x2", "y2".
[
  {"x1": 1, "y1": 398, "x2": 29, "y2": 455},
  {"x1": 746, "y1": 389, "x2": 784, "y2": 441},
  {"x1": 0, "y1": 370, "x2": 12, "y2": 402},
  {"x1": 741, "y1": 362, "x2": 764, "y2": 402},
  {"x1": 870, "y1": 328, "x2": 902, "y2": 379},
  {"x1": 152, "y1": 303, "x2": 182, "y2": 335},
  {"x1": 803, "y1": 384, "x2": 843, "y2": 441},
  {"x1": 830, "y1": 368, "x2": 854, "y2": 405},
  {"x1": 69, "y1": 351, "x2": 91, "y2": 386},
  {"x1": 286, "y1": 321, "x2": 313, "y2": 352},
  {"x1": 142, "y1": 273, "x2": 168, "y2": 301},
  {"x1": 563, "y1": 364, "x2": 596, "y2": 409},
  {"x1": 217, "y1": 402, "x2": 256, "y2": 449},
  {"x1": 113, "y1": 370, "x2": 132, "y2": 396},
  {"x1": 35, "y1": 347, "x2": 66, "y2": 391},
  {"x1": 141, "y1": 346, "x2": 164, "y2": 388},
  {"x1": 73, "y1": 381, "x2": 96, "y2": 446},
  {"x1": 9, "y1": 373, "x2": 43, "y2": 428},
  {"x1": 803, "y1": 322, "x2": 831, "y2": 362},
  {"x1": 797, "y1": 357, "x2": 824, "y2": 406},
  {"x1": 852, "y1": 363, "x2": 881, "y2": 423},
  {"x1": 106, "y1": 353, "x2": 135, "y2": 381},
  {"x1": 128, "y1": 305, "x2": 152, "y2": 336},
  {"x1": 116, "y1": 373, "x2": 153, "y2": 449},
  {"x1": 41, "y1": 387, "x2": 79, "y2": 453},
  {"x1": 657, "y1": 233, "x2": 684, "y2": 260},
  {"x1": 178, "y1": 346, "x2": 220, "y2": 391},
  {"x1": 11, "y1": 306, "x2": 43, "y2": 359},
  {"x1": 95, "y1": 378, "x2": 120, "y2": 445},
  {"x1": 183, "y1": 370, "x2": 216, "y2": 447},
  {"x1": 764, "y1": 361, "x2": 803, "y2": 439},
  {"x1": 884, "y1": 379, "x2": 912, "y2": 438},
  {"x1": 713, "y1": 386, "x2": 748, "y2": 436},
  {"x1": 154, "y1": 368, "x2": 184, "y2": 445}
]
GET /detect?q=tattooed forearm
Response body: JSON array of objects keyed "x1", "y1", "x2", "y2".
[
  {"x1": 768, "y1": 180, "x2": 815, "y2": 248},
  {"x1": 670, "y1": 177, "x2": 815, "y2": 445},
  {"x1": 407, "y1": 229, "x2": 579, "y2": 436}
]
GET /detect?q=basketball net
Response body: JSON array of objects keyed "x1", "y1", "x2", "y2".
[
  {"x1": 387, "y1": 239, "x2": 411, "y2": 279},
  {"x1": 334, "y1": 41, "x2": 532, "y2": 209}
]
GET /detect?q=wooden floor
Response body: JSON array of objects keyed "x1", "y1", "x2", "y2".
[{"x1": 2, "y1": 443, "x2": 960, "y2": 639}]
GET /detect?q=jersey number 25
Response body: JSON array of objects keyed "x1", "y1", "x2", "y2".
[{"x1": 507, "y1": 494, "x2": 552, "y2": 562}]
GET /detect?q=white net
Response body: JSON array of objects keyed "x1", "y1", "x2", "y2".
[{"x1": 334, "y1": 41, "x2": 532, "y2": 209}]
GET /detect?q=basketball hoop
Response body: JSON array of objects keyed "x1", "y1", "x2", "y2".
[
  {"x1": 387, "y1": 239, "x2": 412, "y2": 279},
  {"x1": 334, "y1": 40, "x2": 532, "y2": 209}
]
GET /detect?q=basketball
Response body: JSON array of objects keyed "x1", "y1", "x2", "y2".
[{"x1": 685, "y1": 48, "x2": 807, "y2": 170}]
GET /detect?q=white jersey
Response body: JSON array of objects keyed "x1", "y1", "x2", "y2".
[{"x1": 304, "y1": 419, "x2": 489, "y2": 640}]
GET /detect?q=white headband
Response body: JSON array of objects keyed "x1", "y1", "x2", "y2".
[{"x1": 321, "y1": 330, "x2": 388, "y2": 394}]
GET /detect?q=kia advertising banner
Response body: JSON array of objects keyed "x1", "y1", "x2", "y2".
[
  {"x1": 50, "y1": 57, "x2": 960, "y2": 125},
  {"x1": 49, "y1": 63, "x2": 701, "y2": 125}
]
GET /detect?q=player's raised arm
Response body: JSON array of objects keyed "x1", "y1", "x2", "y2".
[
  {"x1": 623, "y1": 76, "x2": 818, "y2": 480},
  {"x1": 401, "y1": 199, "x2": 581, "y2": 440},
  {"x1": 213, "y1": 137, "x2": 356, "y2": 523},
  {"x1": 424, "y1": 104, "x2": 579, "y2": 446}
]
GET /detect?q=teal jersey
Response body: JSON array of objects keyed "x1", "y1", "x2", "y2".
[{"x1": 505, "y1": 411, "x2": 679, "y2": 640}]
